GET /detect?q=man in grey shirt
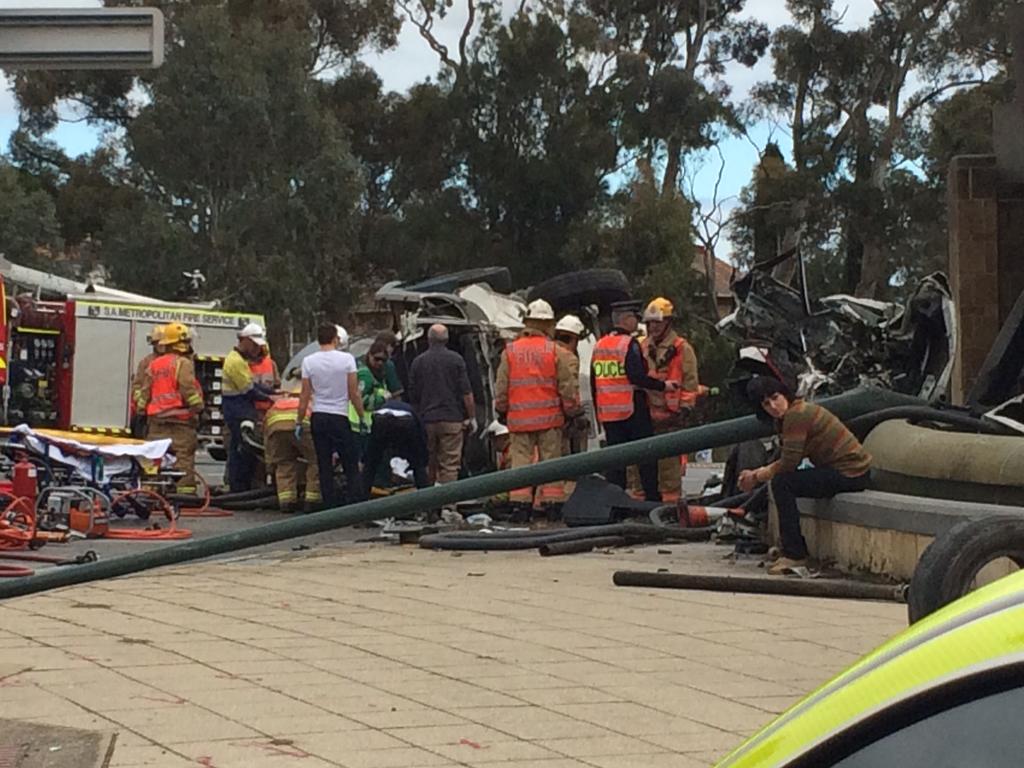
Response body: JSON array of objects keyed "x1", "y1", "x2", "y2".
[{"x1": 408, "y1": 324, "x2": 476, "y2": 483}]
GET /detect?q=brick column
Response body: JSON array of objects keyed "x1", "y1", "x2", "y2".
[{"x1": 947, "y1": 155, "x2": 1001, "y2": 403}]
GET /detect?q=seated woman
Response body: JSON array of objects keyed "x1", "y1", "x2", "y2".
[{"x1": 739, "y1": 376, "x2": 872, "y2": 575}]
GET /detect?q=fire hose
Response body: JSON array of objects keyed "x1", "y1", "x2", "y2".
[{"x1": 0, "y1": 387, "x2": 926, "y2": 599}]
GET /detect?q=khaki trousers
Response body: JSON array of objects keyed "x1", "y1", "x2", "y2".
[
  {"x1": 147, "y1": 419, "x2": 198, "y2": 493},
  {"x1": 426, "y1": 422, "x2": 464, "y2": 484},
  {"x1": 265, "y1": 427, "x2": 321, "y2": 505},
  {"x1": 509, "y1": 428, "x2": 564, "y2": 506}
]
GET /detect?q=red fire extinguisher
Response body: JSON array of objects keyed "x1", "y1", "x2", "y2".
[{"x1": 12, "y1": 457, "x2": 38, "y2": 509}]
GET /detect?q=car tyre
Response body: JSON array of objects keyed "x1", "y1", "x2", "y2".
[
  {"x1": 908, "y1": 516, "x2": 1024, "y2": 623},
  {"x1": 527, "y1": 269, "x2": 631, "y2": 312}
]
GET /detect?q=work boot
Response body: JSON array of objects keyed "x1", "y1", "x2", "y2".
[{"x1": 279, "y1": 501, "x2": 299, "y2": 514}]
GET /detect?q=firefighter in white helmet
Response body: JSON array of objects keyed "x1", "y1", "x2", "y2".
[
  {"x1": 495, "y1": 299, "x2": 583, "y2": 522},
  {"x1": 641, "y1": 296, "x2": 703, "y2": 502},
  {"x1": 554, "y1": 314, "x2": 588, "y2": 455}
]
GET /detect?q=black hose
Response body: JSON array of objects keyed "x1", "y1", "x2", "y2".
[
  {"x1": 539, "y1": 536, "x2": 627, "y2": 556},
  {"x1": 848, "y1": 406, "x2": 1015, "y2": 441},
  {"x1": 214, "y1": 498, "x2": 279, "y2": 511},
  {"x1": 420, "y1": 523, "x2": 671, "y2": 551},
  {"x1": 208, "y1": 487, "x2": 276, "y2": 502},
  {"x1": 613, "y1": 571, "x2": 908, "y2": 602}
]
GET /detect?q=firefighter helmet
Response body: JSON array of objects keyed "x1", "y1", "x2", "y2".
[
  {"x1": 161, "y1": 322, "x2": 192, "y2": 347},
  {"x1": 525, "y1": 299, "x2": 555, "y2": 321},
  {"x1": 643, "y1": 297, "x2": 675, "y2": 322},
  {"x1": 555, "y1": 314, "x2": 586, "y2": 336},
  {"x1": 147, "y1": 325, "x2": 165, "y2": 345}
]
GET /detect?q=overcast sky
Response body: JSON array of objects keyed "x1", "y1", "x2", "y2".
[{"x1": 0, "y1": 0, "x2": 879, "y2": 259}]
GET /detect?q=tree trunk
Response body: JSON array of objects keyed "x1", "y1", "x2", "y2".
[
  {"x1": 856, "y1": 238, "x2": 890, "y2": 299},
  {"x1": 702, "y1": 244, "x2": 720, "y2": 321},
  {"x1": 662, "y1": 137, "x2": 682, "y2": 196}
]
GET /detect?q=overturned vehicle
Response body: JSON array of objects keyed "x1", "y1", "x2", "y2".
[{"x1": 718, "y1": 266, "x2": 955, "y2": 402}]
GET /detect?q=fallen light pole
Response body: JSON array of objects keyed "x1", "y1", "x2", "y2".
[
  {"x1": 613, "y1": 571, "x2": 909, "y2": 603},
  {"x1": 0, "y1": 387, "x2": 923, "y2": 599}
]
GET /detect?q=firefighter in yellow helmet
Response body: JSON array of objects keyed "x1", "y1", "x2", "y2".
[
  {"x1": 641, "y1": 297, "x2": 701, "y2": 502},
  {"x1": 130, "y1": 325, "x2": 165, "y2": 438},
  {"x1": 137, "y1": 322, "x2": 205, "y2": 494}
]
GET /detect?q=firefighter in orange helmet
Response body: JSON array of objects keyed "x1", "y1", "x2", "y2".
[
  {"x1": 495, "y1": 299, "x2": 583, "y2": 522},
  {"x1": 641, "y1": 297, "x2": 702, "y2": 502},
  {"x1": 137, "y1": 322, "x2": 205, "y2": 494}
]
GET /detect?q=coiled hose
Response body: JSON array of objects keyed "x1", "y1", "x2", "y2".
[{"x1": 848, "y1": 406, "x2": 1015, "y2": 441}]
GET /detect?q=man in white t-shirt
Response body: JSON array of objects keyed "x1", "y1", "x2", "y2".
[{"x1": 297, "y1": 323, "x2": 366, "y2": 508}]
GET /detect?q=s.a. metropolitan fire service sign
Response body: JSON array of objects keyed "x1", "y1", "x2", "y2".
[{"x1": 75, "y1": 300, "x2": 264, "y2": 329}]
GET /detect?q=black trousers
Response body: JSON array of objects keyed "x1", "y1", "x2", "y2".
[
  {"x1": 226, "y1": 417, "x2": 257, "y2": 493},
  {"x1": 602, "y1": 409, "x2": 661, "y2": 503},
  {"x1": 771, "y1": 467, "x2": 870, "y2": 558},
  {"x1": 310, "y1": 412, "x2": 364, "y2": 507},
  {"x1": 362, "y1": 414, "x2": 430, "y2": 491}
]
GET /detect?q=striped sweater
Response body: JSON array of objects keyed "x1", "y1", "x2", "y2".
[{"x1": 766, "y1": 400, "x2": 871, "y2": 479}]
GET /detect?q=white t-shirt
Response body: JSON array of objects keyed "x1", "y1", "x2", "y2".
[{"x1": 300, "y1": 349, "x2": 357, "y2": 415}]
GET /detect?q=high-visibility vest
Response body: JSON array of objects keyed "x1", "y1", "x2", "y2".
[
  {"x1": 641, "y1": 335, "x2": 697, "y2": 424},
  {"x1": 506, "y1": 335, "x2": 564, "y2": 433},
  {"x1": 265, "y1": 396, "x2": 310, "y2": 432},
  {"x1": 592, "y1": 334, "x2": 634, "y2": 423},
  {"x1": 146, "y1": 354, "x2": 191, "y2": 421},
  {"x1": 249, "y1": 356, "x2": 276, "y2": 412}
]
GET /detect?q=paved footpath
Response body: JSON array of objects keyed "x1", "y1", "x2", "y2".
[{"x1": 0, "y1": 542, "x2": 906, "y2": 768}]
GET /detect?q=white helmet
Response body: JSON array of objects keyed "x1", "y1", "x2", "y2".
[
  {"x1": 525, "y1": 299, "x2": 555, "y2": 321},
  {"x1": 555, "y1": 314, "x2": 585, "y2": 336},
  {"x1": 335, "y1": 325, "x2": 349, "y2": 349},
  {"x1": 237, "y1": 322, "x2": 267, "y2": 346}
]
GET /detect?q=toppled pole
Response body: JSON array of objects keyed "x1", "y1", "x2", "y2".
[
  {"x1": 613, "y1": 571, "x2": 908, "y2": 603},
  {"x1": 0, "y1": 387, "x2": 923, "y2": 599}
]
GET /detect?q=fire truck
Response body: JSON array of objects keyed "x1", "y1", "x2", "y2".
[{"x1": 0, "y1": 260, "x2": 264, "y2": 453}]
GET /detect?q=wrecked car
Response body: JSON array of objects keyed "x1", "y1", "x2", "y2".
[{"x1": 718, "y1": 267, "x2": 956, "y2": 402}]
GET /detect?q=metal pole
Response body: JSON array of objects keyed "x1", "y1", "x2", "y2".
[{"x1": 0, "y1": 387, "x2": 922, "y2": 599}]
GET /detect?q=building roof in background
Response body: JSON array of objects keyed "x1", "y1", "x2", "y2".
[{"x1": 693, "y1": 246, "x2": 735, "y2": 297}]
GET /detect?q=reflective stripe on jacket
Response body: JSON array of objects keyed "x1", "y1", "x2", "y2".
[
  {"x1": 592, "y1": 334, "x2": 634, "y2": 423},
  {"x1": 506, "y1": 336, "x2": 564, "y2": 433},
  {"x1": 264, "y1": 396, "x2": 310, "y2": 433},
  {"x1": 249, "y1": 356, "x2": 276, "y2": 412},
  {"x1": 146, "y1": 354, "x2": 192, "y2": 421},
  {"x1": 641, "y1": 334, "x2": 697, "y2": 424}
]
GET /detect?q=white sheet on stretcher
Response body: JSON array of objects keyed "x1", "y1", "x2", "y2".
[{"x1": 11, "y1": 425, "x2": 174, "y2": 483}]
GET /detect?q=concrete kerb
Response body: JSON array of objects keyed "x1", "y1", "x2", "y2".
[{"x1": 0, "y1": 387, "x2": 924, "y2": 599}]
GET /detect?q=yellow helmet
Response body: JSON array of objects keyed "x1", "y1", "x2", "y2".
[
  {"x1": 643, "y1": 297, "x2": 674, "y2": 322},
  {"x1": 147, "y1": 325, "x2": 165, "y2": 345},
  {"x1": 161, "y1": 322, "x2": 192, "y2": 347}
]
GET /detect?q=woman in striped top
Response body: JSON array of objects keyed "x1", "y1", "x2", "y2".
[{"x1": 739, "y1": 377, "x2": 872, "y2": 575}]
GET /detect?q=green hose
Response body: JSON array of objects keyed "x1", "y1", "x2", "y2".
[{"x1": 0, "y1": 387, "x2": 922, "y2": 599}]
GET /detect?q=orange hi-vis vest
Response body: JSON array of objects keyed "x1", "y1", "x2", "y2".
[
  {"x1": 249, "y1": 356, "x2": 276, "y2": 412},
  {"x1": 264, "y1": 396, "x2": 310, "y2": 432},
  {"x1": 146, "y1": 354, "x2": 192, "y2": 421},
  {"x1": 642, "y1": 335, "x2": 697, "y2": 424},
  {"x1": 593, "y1": 333, "x2": 635, "y2": 423},
  {"x1": 506, "y1": 335, "x2": 565, "y2": 433}
]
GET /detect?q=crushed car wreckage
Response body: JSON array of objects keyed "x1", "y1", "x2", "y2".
[{"x1": 718, "y1": 264, "x2": 956, "y2": 402}]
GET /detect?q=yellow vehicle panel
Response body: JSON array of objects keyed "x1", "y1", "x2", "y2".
[{"x1": 716, "y1": 569, "x2": 1024, "y2": 767}]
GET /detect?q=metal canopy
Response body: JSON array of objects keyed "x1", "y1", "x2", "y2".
[{"x1": 0, "y1": 7, "x2": 164, "y2": 70}]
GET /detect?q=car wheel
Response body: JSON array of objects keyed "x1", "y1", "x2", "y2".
[
  {"x1": 527, "y1": 269, "x2": 631, "y2": 312},
  {"x1": 908, "y1": 516, "x2": 1024, "y2": 623}
]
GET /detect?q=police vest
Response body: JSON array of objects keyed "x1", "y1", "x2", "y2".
[
  {"x1": 592, "y1": 334, "x2": 634, "y2": 423},
  {"x1": 506, "y1": 335, "x2": 564, "y2": 433},
  {"x1": 249, "y1": 356, "x2": 276, "y2": 412},
  {"x1": 146, "y1": 354, "x2": 191, "y2": 421},
  {"x1": 641, "y1": 334, "x2": 697, "y2": 424}
]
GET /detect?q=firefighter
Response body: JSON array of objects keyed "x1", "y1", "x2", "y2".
[
  {"x1": 592, "y1": 300, "x2": 679, "y2": 502},
  {"x1": 247, "y1": 332, "x2": 280, "y2": 487},
  {"x1": 222, "y1": 324, "x2": 275, "y2": 491},
  {"x1": 554, "y1": 314, "x2": 588, "y2": 455},
  {"x1": 641, "y1": 297, "x2": 701, "y2": 502},
  {"x1": 263, "y1": 384, "x2": 320, "y2": 513},
  {"x1": 139, "y1": 323, "x2": 204, "y2": 494},
  {"x1": 130, "y1": 324, "x2": 165, "y2": 438},
  {"x1": 495, "y1": 299, "x2": 583, "y2": 522}
]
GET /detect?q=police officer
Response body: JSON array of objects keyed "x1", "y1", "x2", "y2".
[
  {"x1": 591, "y1": 300, "x2": 679, "y2": 502},
  {"x1": 641, "y1": 297, "x2": 702, "y2": 502}
]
